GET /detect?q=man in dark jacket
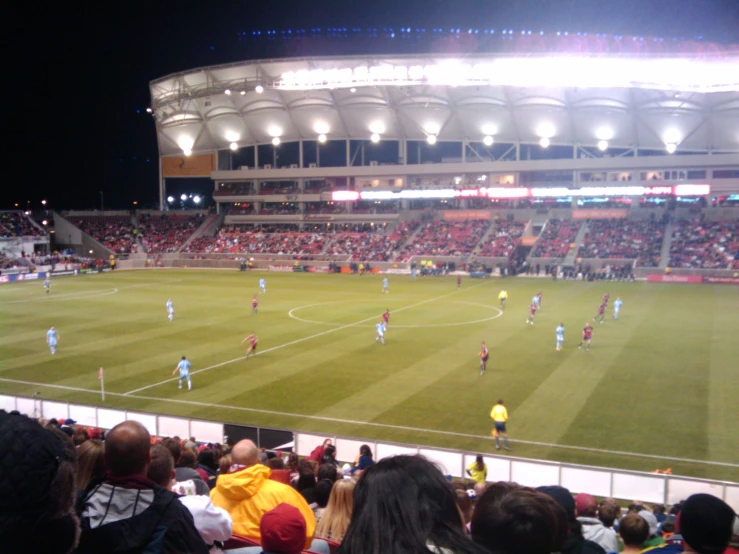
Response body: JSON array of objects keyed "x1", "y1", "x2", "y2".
[
  {"x1": 538, "y1": 486, "x2": 606, "y2": 554},
  {"x1": 75, "y1": 420, "x2": 209, "y2": 554}
]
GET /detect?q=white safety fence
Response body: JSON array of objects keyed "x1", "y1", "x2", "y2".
[{"x1": 1, "y1": 393, "x2": 737, "y2": 511}]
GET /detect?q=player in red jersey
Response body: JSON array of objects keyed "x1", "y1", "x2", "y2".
[
  {"x1": 526, "y1": 303, "x2": 537, "y2": 325},
  {"x1": 578, "y1": 323, "x2": 593, "y2": 351},
  {"x1": 457, "y1": 275, "x2": 461, "y2": 289},
  {"x1": 241, "y1": 333, "x2": 259, "y2": 359},
  {"x1": 602, "y1": 293, "x2": 610, "y2": 307},
  {"x1": 382, "y1": 309, "x2": 390, "y2": 327},
  {"x1": 593, "y1": 302, "x2": 606, "y2": 324},
  {"x1": 479, "y1": 341, "x2": 489, "y2": 375},
  {"x1": 252, "y1": 295, "x2": 258, "y2": 315}
]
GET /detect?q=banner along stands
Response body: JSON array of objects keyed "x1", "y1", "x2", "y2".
[
  {"x1": 647, "y1": 274, "x2": 704, "y2": 284},
  {"x1": 442, "y1": 210, "x2": 492, "y2": 221}
]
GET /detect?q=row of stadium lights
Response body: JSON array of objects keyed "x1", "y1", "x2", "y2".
[{"x1": 166, "y1": 194, "x2": 202, "y2": 204}]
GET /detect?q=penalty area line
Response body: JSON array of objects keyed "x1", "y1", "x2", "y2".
[
  {"x1": 1, "y1": 376, "x2": 738, "y2": 470},
  {"x1": 123, "y1": 281, "x2": 491, "y2": 395}
]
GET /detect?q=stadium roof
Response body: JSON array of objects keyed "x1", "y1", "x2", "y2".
[{"x1": 150, "y1": 53, "x2": 739, "y2": 157}]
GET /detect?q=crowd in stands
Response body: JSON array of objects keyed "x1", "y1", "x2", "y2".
[
  {"x1": 398, "y1": 220, "x2": 491, "y2": 259},
  {"x1": 3, "y1": 413, "x2": 738, "y2": 554},
  {"x1": 138, "y1": 213, "x2": 202, "y2": 253},
  {"x1": 260, "y1": 204, "x2": 300, "y2": 215},
  {"x1": 184, "y1": 225, "x2": 326, "y2": 256},
  {"x1": 0, "y1": 211, "x2": 43, "y2": 237},
  {"x1": 216, "y1": 183, "x2": 256, "y2": 196},
  {"x1": 477, "y1": 221, "x2": 526, "y2": 258},
  {"x1": 30, "y1": 253, "x2": 98, "y2": 268},
  {"x1": 0, "y1": 253, "x2": 23, "y2": 271},
  {"x1": 531, "y1": 219, "x2": 581, "y2": 258},
  {"x1": 322, "y1": 221, "x2": 419, "y2": 261},
  {"x1": 579, "y1": 220, "x2": 665, "y2": 268},
  {"x1": 669, "y1": 220, "x2": 739, "y2": 269},
  {"x1": 261, "y1": 182, "x2": 299, "y2": 195},
  {"x1": 72, "y1": 215, "x2": 138, "y2": 254}
]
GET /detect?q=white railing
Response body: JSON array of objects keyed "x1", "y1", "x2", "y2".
[{"x1": 1, "y1": 393, "x2": 737, "y2": 510}]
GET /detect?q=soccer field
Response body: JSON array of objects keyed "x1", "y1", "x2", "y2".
[{"x1": 1, "y1": 269, "x2": 738, "y2": 481}]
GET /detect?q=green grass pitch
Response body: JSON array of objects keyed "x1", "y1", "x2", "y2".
[{"x1": 1, "y1": 269, "x2": 738, "y2": 482}]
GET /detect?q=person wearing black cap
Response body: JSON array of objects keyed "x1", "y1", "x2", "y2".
[
  {"x1": 537, "y1": 485, "x2": 606, "y2": 554},
  {"x1": 0, "y1": 412, "x2": 80, "y2": 554}
]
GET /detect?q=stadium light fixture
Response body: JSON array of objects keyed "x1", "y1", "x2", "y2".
[
  {"x1": 42, "y1": 220, "x2": 48, "y2": 226},
  {"x1": 183, "y1": 148, "x2": 192, "y2": 156},
  {"x1": 146, "y1": 107, "x2": 152, "y2": 113},
  {"x1": 272, "y1": 137, "x2": 281, "y2": 146},
  {"x1": 225, "y1": 89, "x2": 232, "y2": 95},
  {"x1": 369, "y1": 121, "x2": 386, "y2": 134},
  {"x1": 663, "y1": 128, "x2": 682, "y2": 144},
  {"x1": 240, "y1": 90, "x2": 246, "y2": 96},
  {"x1": 425, "y1": 123, "x2": 441, "y2": 135},
  {"x1": 350, "y1": 87, "x2": 356, "y2": 93},
  {"x1": 665, "y1": 143, "x2": 677, "y2": 154},
  {"x1": 598, "y1": 140, "x2": 609, "y2": 151},
  {"x1": 230, "y1": 142, "x2": 238, "y2": 151},
  {"x1": 370, "y1": 133, "x2": 381, "y2": 143},
  {"x1": 314, "y1": 122, "x2": 330, "y2": 135},
  {"x1": 426, "y1": 134, "x2": 437, "y2": 145},
  {"x1": 318, "y1": 134, "x2": 327, "y2": 143},
  {"x1": 180, "y1": 194, "x2": 187, "y2": 201},
  {"x1": 481, "y1": 124, "x2": 498, "y2": 136},
  {"x1": 193, "y1": 196, "x2": 201, "y2": 204},
  {"x1": 255, "y1": 85, "x2": 264, "y2": 94},
  {"x1": 41, "y1": 200, "x2": 47, "y2": 205},
  {"x1": 225, "y1": 131, "x2": 240, "y2": 142},
  {"x1": 178, "y1": 136, "x2": 194, "y2": 156},
  {"x1": 167, "y1": 196, "x2": 175, "y2": 203},
  {"x1": 596, "y1": 126, "x2": 614, "y2": 141},
  {"x1": 268, "y1": 125, "x2": 282, "y2": 138},
  {"x1": 537, "y1": 122, "x2": 556, "y2": 139},
  {"x1": 483, "y1": 135, "x2": 494, "y2": 146},
  {"x1": 539, "y1": 137, "x2": 551, "y2": 148}
]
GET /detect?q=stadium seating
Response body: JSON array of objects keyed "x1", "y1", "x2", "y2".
[
  {"x1": 184, "y1": 225, "x2": 325, "y2": 256},
  {"x1": 138, "y1": 213, "x2": 202, "y2": 253},
  {"x1": 578, "y1": 219, "x2": 665, "y2": 267},
  {"x1": 397, "y1": 220, "x2": 490, "y2": 259},
  {"x1": 72, "y1": 215, "x2": 138, "y2": 254},
  {"x1": 669, "y1": 220, "x2": 739, "y2": 269},
  {"x1": 477, "y1": 220, "x2": 526, "y2": 258},
  {"x1": 0, "y1": 212, "x2": 43, "y2": 237},
  {"x1": 531, "y1": 219, "x2": 580, "y2": 258},
  {"x1": 0, "y1": 254, "x2": 23, "y2": 271}
]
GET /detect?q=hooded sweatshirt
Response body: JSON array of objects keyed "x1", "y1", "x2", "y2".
[
  {"x1": 210, "y1": 464, "x2": 315, "y2": 548},
  {"x1": 578, "y1": 517, "x2": 619, "y2": 553}
]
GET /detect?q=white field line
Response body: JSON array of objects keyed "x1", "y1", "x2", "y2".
[
  {"x1": 2, "y1": 376, "x2": 738, "y2": 469},
  {"x1": 123, "y1": 281, "x2": 491, "y2": 395},
  {"x1": 3, "y1": 278, "x2": 184, "y2": 304}
]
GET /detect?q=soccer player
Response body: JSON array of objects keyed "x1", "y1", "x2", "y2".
[
  {"x1": 457, "y1": 275, "x2": 461, "y2": 289},
  {"x1": 44, "y1": 276, "x2": 51, "y2": 295},
  {"x1": 578, "y1": 323, "x2": 593, "y2": 351},
  {"x1": 375, "y1": 321, "x2": 385, "y2": 345},
  {"x1": 613, "y1": 297, "x2": 623, "y2": 320},
  {"x1": 526, "y1": 303, "x2": 537, "y2": 325},
  {"x1": 259, "y1": 277, "x2": 266, "y2": 294},
  {"x1": 479, "y1": 341, "x2": 489, "y2": 375},
  {"x1": 172, "y1": 355, "x2": 192, "y2": 390},
  {"x1": 537, "y1": 291, "x2": 542, "y2": 309},
  {"x1": 498, "y1": 289, "x2": 508, "y2": 309},
  {"x1": 490, "y1": 399, "x2": 511, "y2": 451},
  {"x1": 593, "y1": 302, "x2": 606, "y2": 324},
  {"x1": 555, "y1": 323, "x2": 565, "y2": 351},
  {"x1": 382, "y1": 277, "x2": 389, "y2": 294},
  {"x1": 241, "y1": 333, "x2": 259, "y2": 359},
  {"x1": 603, "y1": 293, "x2": 610, "y2": 306},
  {"x1": 166, "y1": 299, "x2": 174, "y2": 321},
  {"x1": 252, "y1": 295, "x2": 258, "y2": 315},
  {"x1": 46, "y1": 326, "x2": 59, "y2": 355},
  {"x1": 382, "y1": 309, "x2": 390, "y2": 329}
]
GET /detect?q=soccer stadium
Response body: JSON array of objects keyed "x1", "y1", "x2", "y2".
[{"x1": 2, "y1": 24, "x2": 739, "y2": 553}]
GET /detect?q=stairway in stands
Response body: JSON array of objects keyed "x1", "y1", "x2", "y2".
[
  {"x1": 178, "y1": 212, "x2": 222, "y2": 252},
  {"x1": 658, "y1": 220, "x2": 675, "y2": 270},
  {"x1": 562, "y1": 221, "x2": 589, "y2": 266}
]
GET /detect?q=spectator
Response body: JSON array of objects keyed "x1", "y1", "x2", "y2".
[
  {"x1": 210, "y1": 439, "x2": 316, "y2": 547},
  {"x1": 161, "y1": 437, "x2": 210, "y2": 495},
  {"x1": 619, "y1": 513, "x2": 650, "y2": 554},
  {"x1": 337, "y1": 455, "x2": 487, "y2": 554},
  {"x1": 315, "y1": 479, "x2": 354, "y2": 542},
  {"x1": 75, "y1": 421, "x2": 208, "y2": 553},
  {"x1": 198, "y1": 449, "x2": 219, "y2": 490},
  {"x1": 639, "y1": 509, "x2": 666, "y2": 549},
  {"x1": 537, "y1": 486, "x2": 606, "y2": 554},
  {"x1": 321, "y1": 444, "x2": 339, "y2": 467},
  {"x1": 598, "y1": 500, "x2": 621, "y2": 531},
  {"x1": 147, "y1": 444, "x2": 232, "y2": 551},
  {"x1": 267, "y1": 456, "x2": 286, "y2": 470},
  {"x1": 0, "y1": 412, "x2": 80, "y2": 554},
  {"x1": 260, "y1": 503, "x2": 307, "y2": 554},
  {"x1": 297, "y1": 466, "x2": 318, "y2": 505},
  {"x1": 75, "y1": 439, "x2": 105, "y2": 493},
  {"x1": 465, "y1": 455, "x2": 487, "y2": 485},
  {"x1": 308, "y1": 439, "x2": 332, "y2": 462},
  {"x1": 471, "y1": 484, "x2": 567, "y2": 554},
  {"x1": 456, "y1": 489, "x2": 474, "y2": 530},
  {"x1": 312, "y1": 478, "x2": 334, "y2": 522},
  {"x1": 349, "y1": 444, "x2": 374, "y2": 475},
  {"x1": 678, "y1": 494, "x2": 735, "y2": 554},
  {"x1": 317, "y1": 463, "x2": 339, "y2": 483},
  {"x1": 575, "y1": 493, "x2": 619, "y2": 553}
]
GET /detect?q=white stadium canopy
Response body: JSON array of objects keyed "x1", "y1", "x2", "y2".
[{"x1": 150, "y1": 54, "x2": 739, "y2": 156}]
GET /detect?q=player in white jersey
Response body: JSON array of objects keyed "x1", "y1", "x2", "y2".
[
  {"x1": 382, "y1": 277, "x2": 389, "y2": 294},
  {"x1": 44, "y1": 277, "x2": 51, "y2": 294},
  {"x1": 259, "y1": 278, "x2": 266, "y2": 294},
  {"x1": 46, "y1": 326, "x2": 59, "y2": 355},
  {"x1": 375, "y1": 321, "x2": 385, "y2": 345},
  {"x1": 555, "y1": 323, "x2": 565, "y2": 351},
  {"x1": 166, "y1": 299, "x2": 174, "y2": 321},
  {"x1": 172, "y1": 356, "x2": 192, "y2": 390},
  {"x1": 612, "y1": 298, "x2": 623, "y2": 320}
]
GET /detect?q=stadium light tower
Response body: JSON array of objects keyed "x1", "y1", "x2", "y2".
[
  {"x1": 370, "y1": 133, "x2": 381, "y2": 143},
  {"x1": 180, "y1": 194, "x2": 187, "y2": 201},
  {"x1": 427, "y1": 134, "x2": 437, "y2": 145},
  {"x1": 193, "y1": 195, "x2": 201, "y2": 204},
  {"x1": 167, "y1": 196, "x2": 175, "y2": 203},
  {"x1": 483, "y1": 135, "x2": 494, "y2": 146}
]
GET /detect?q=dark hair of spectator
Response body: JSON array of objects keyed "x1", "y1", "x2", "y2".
[
  {"x1": 73, "y1": 428, "x2": 90, "y2": 447},
  {"x1": 178, "y1": 448, "x2": 197, "y2": 469},
  {"x1": 317, "y1": 463, "x2": 339, "y2": 483},
  {"x1": 218, "y1": 453, "x2": 232, "y2": 475},
  {"x1": 323, "y1": 445, "x2": 337, "y2": 458},
  {"x1": 662, "y1": 521, "x2": 675, "y2": 534},
  {"x1": 314, "y1": 478, "x2": 334, "y2": 508},
  {"x1": 266, "y1": 456, "x2": 285, "y2": 470},
  {"x1": 652, "y1": 504, "x2": 666, "y2": 515},
  {"x1": 598, "y1": 501, "x2": 621, "y2": 528},
  {"x1": 160, "y1": 437, "x2": 182, "y2": 463},
  {"x1": 147, "y1": 445, "x2": 175, "y2": 488},
  {"x1": 297, "y1": 467, "x2": 317, "y2": 492},
  {"x1": 620, "y1": 513, "x2": 650, "y2": 547},
  {"x1": 197, "y1": 449, "x2": 217, "y2": 471},
  {"x1": 337, "y1": 455, "x2": 488, "y2": 554},
  {"x1": 287, "y1": 452, "x2": 300, "y2": 470},
  {"x1": 628, "y1": 503, "x2": 646, "y2": 513},
  {"x1": 359, "y1": 444, "x2": 372, "y2": 459}
]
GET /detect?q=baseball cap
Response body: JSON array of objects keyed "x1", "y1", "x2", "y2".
[
  {"x1": 260, "y1": 503, "x2": 306, "y2": 554},
  {"x1": 639, "y1": 510, "x2": 659, "y2": 537},
  {"x1": 537, "y1": 486, "x2": 576, "y2": 521},
  {"x1": 575, "y1": 493, "x2": 597, "y2": 514}
]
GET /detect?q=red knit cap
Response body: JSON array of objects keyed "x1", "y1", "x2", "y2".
[{"x1": 260, "y1": 503, "x2": 306, "y2": 554}]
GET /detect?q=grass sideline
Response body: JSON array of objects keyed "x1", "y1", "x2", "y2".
[{"x1": 1, "y1": 269, "x2": 738, "y2": 482}]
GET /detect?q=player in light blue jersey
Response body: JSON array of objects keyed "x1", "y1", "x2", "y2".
[
  {"x1": 44, "y1": 277, "x2": 51, "y2": 294},
  {"x1": 375, "y1": 321, "x2": 385, "y2": 345},
  {"x1": 259, "y1": 278, "x2": 266, "y2": 294},
  {"x1": 382, "y1": 277, "x2": 389, "y2": 294},
  {"x1": 532, "y1": 293, "x2": 541, "y2": 309},
  {"x1": 555, "y1": 323, "x2": 565, "y2": 351},
  {"x1": 166, "y1": 299, "x2": 174, "y2": 321},
  {"x1": 172, "y1": 355, "x2": 192, "y2": 390},
  {"x1": 46, "y1": 326, "x2": 59, "y2": 355},
  {"x1": 613, "y1": 297, "x2": 623, "y2": 320}
]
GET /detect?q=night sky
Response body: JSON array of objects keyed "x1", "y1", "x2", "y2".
[{"x1": 7, "y1": 0, "x2": 738, "y2": 210}]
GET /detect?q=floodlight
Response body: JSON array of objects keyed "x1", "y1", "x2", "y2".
[
  {"x1": 146, "y1": 107, "x2": 152, "y2": 113},
  {"x1": 272, "y1": 137, "x2": 281, "y2": 146},
  {"x1": 483, "y1": 135, "x2": 494, "y2": 146},
  {"x1": 663, "y1": 128, "x2": 681, "y2": 144},
  {"x1": 314, "y1": 122, "x2": 330, "y2": 134},
  {"x1": 539, "y1": 137, "x2": 550, "y2": 148},
  {"x1": 425, "y1": 123, "x2": 441, "y2": 135},
  {"x1": 426, "y1": 134, "x2": 437, "y2": 145},
  {"x1": 230, "y1": 142, "x2": 238, "y2": 151},
  {"x1": 42, "y1": 220, "x2": 48, "y2": 226},
  {"x1": 596, "y1": 126, "x2": 614, "y2": 141},
  {"x1": 167, "y1": 196, "x2": 175, "y2": 203},
  {"x1": 597, "y1": 140, "x2": 608, "y2": 151},
  {"x1": 41, "y1": 200, "x2": 47, "y2": 205},
  {"x1": 225, "y1": 131, "x2": 240, "y2": 142},
  {"x1": 350, "y1": 87, "x2": 356, "y2": 93},
  {"x1": 370, "y1": 133, "x2": 381, "y2": 143},
  {"x1": 537, "y1": 122, "x2": 555, "y2": 138},
  {"x1": 666, "y1": 143, "x2": 677, "y2": 154},
  {"x1": 481, "y1": 124, "x2": 498, "y2": 136},
  {"x1": 240, "y1": 91, "x2": 246, "y2": 96},
  {"x1": 193, "y1": 196, "x2": 201, "y2": 204},
  {"x1": 177, "y1": 137, "x2": 194, "y2": 151},
  {"x1": 180, "y1": 194, "x2": 187, "y2": 201},
  {"x1": 183, "y1": 148, "x2": 192, "y2": 157},
  {"x1": 225, "y1": 89, "x2": 231, "y2": 95},
  {"x1": 318, "y1": 134, "x2": 327, "y2": 143},
  {"x1": 268, "y1": 126, "x2": 282, "y2": 137},
  {"x1": 369, "y1": 121, "x2": 386, "y2": 134},
  {"x1": 255, "y1": 85, "x2": 264, "y2": 93}
]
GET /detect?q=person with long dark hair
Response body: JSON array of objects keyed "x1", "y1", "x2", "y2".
[
  {"x1": 336, "y1": 455, "x2": 488, "y2": 554},
  {"x1": 321, "y1": 444, "x2": 339, "y2": 467},
  {"x1": 350, "y1": 444, "x2": 374, "y2": 475}
]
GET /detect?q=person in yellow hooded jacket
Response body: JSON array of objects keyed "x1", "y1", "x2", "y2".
[{"x1": 210, "y1": 439, "x2": 316, "y2": 548}]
